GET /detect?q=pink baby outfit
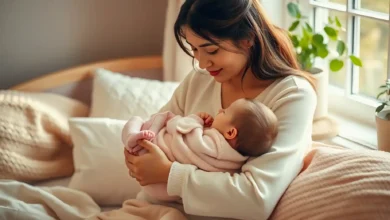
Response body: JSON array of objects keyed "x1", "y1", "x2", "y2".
[{"x1": 122, "y1": 111, "x2": 248, "y2": 201}]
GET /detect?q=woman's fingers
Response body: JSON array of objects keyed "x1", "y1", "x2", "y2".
[
  {"x1": 137, "y1": 139, "x2": 156, "y2": 152},
  {"x1": 124, "y1": 148, "x2": 131, "y2": 158},
  {"x1": 126, "y1": 160, "x2": 141, "y2": 179}
]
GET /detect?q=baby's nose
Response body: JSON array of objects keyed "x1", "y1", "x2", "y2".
[{"x1": 218, "y1": 109, "x2": 223, "y2": 113}]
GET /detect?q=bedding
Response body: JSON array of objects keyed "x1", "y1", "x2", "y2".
[
  {"x1": 0, "y1": 91, "x2": 89, "y2": 182},
  {"x1": 270, "y1": 142, "x2": 390, "y2": 220},
  {"x1": 0, "y1": 180, "x2": 188, "y2": 220},
  {"x1": 0, "y1": 180, "x2": 99, "y2": 220},
  {"x1": 2, "y1": 59, "x2": 390, "y2": 220}
]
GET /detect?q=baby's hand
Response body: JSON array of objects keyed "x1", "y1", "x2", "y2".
[{"x1": 197, "y1": 112, "x2": 214, "y2": 127}]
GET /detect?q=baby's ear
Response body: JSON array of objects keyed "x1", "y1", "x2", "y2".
[{"x1": 224, "y1": 127, "x2": 237, "y2": 140}]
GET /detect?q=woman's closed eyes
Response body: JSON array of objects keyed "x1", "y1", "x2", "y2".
[
  {"x1": 190, "y1": 47, "x2": 219, "y2": 55},
  {"x1": 207, "y1": 49, "x2": 219, "y2": 55}
]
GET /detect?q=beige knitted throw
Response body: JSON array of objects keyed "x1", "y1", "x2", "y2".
[{"x1": 0, "y1": 91, "x2": 76, "y2": 182}]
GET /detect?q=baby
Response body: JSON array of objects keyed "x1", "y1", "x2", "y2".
[{"x1": 122, "y1": 98, "x2": 278, "y2": 201}]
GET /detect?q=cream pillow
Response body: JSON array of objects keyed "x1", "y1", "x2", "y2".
[
  {"x1": 90, "y1": 68, "x2": 179, "y2": 120},
  {"x1": 68, "y1": 117, "x2": 141, "y2": 206}
]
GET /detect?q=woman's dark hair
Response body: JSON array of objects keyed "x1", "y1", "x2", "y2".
[{"x1": 174, "y1": 0, "x2": 315, "y2": 88}]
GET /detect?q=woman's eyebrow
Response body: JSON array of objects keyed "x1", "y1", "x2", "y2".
[{"x1": 186, "y1": 41, "x2": 215, "y2": 48}]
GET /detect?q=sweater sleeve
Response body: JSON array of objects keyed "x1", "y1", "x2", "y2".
[{"x1": 166, "y1": 80, "x2": 317, "y2": 220}]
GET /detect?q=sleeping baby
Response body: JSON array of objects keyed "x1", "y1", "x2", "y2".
[{"x1": 121, "y1": 98, "x2": 278, "y2": 202}]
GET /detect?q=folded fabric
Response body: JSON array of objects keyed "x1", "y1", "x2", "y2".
[
  {"x1": 87, "y1": 199, "x2": 187, "y2": 220},
  {"x1": 0, "y1": 91, "x2": 90, "y2": 182},
  {"x1": 270, "y1": 142, "x2": 390, "y2": 220},
  {"x1": 0, "y1": 180, "x2": 100, "y2": 220}
]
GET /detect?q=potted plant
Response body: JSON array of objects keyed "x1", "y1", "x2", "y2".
[
  {"x1": 286, "y1": 1, "x2": 363, "y2": 120},
  {"x1": 375, "y1": 79, "x2": 390, "y2": 152}
]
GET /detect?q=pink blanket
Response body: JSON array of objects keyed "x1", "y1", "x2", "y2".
[
  {"x1": 123, "y1": 112, "x2": 248, "y2": 201},
  {"x1": 270, "y1": 142, "x2": 390, "y2": 220}
]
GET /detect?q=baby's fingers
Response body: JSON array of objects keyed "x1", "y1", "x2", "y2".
[{"x1": 205, "y1": 117, "x2": 213, "y2": 125}]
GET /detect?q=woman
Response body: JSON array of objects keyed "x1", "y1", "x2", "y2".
[{"x1": 125, "y1": 0, "x2": 316, "y2": 219}]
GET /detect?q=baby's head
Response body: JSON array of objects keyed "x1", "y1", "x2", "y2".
[{"x1": 211, "y1": 98, "x2": 278, "y2": 157}]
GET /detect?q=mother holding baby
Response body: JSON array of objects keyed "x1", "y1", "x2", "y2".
[{"x1": 124, "y1": 0, "x2": 316, "y2": 219}]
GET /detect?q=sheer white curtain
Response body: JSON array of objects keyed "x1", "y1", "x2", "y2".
[{"x1": 163, "y1": 0, "x2": 193, "y2": 82}]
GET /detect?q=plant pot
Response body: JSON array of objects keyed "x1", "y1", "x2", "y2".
[
  {"x1": 375, "y1": 109, "x2": 390, "y2": 152},
  {"x1": 311, "y1": 68, "x2": 328, "y2": 120}
]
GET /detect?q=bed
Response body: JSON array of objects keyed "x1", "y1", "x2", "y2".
[{"x1": 2, "y1": 55, "x2": 390, "y2": 220}]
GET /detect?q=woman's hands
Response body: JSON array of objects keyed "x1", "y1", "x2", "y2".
[{"x1": 124, "y1": 140, "x2": 173, "y2": 186}]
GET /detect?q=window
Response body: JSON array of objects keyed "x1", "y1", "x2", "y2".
[
  {"x1": 311, "y1": 0, "x2": 389, "y2": 98},
  {"x1": 283, "y1": 0, "x2": 389, "y2": 147},
  {"x1": 309, "y1": 0, "x2": 389, "y2": 100}
]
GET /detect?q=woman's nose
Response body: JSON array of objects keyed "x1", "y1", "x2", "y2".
[{"x1": 197, "y1": 54, "x2": 212, "y2": 69}]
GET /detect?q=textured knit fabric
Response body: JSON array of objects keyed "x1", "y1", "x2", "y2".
[
  {"x1": 0, "y1": 91, "x2": 89, "y2": 182},
  {"x1": 270, "y1": 143, "x2": 390, "y2": 220},
  {"x1": 154, "y1": 70, "x2": 317, "y2": 220}
]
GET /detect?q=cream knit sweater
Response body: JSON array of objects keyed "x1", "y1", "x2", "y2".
[{"x1": 158, "y1": 70, "x2": 317, "y2": 220}]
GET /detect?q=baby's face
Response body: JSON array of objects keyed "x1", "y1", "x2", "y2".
[{"x1": 211, "y1": 99, "x2": 248, "y2": 133}]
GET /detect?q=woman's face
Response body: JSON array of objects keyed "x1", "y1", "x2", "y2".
[{"x1": 184, "y1": 27, "x2": 250, "y2": 83}]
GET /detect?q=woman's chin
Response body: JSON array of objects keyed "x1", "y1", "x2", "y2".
[{"x1": 212, "y1": 75, "x2": 229, "y2": 83}]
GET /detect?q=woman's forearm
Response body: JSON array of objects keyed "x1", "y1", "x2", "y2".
[{"x1": 166, "y1": 159, "x2": 303, "y2": 220}]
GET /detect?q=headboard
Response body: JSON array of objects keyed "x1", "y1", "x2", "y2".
[{"x1": 10, "y1": 56, "x2": 163, "y2": 106}]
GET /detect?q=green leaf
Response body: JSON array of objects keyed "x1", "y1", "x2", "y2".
[
  {"x1": 287, "y1": 2, "x2": 301, "y2": 19},
  {"x1": 317, "y1": 45, "x2": 329, "y2": 58},
  {"x1": 298, "y1": 51, "x2": 312, "y2": 71},
  {"x1": 377, "y1": 90, "x2": 387, "y2": 99},
  {"x1": 305, "y1": 22, "x2": 313, "y2": 33},
  {"x1": 299, "y1": 36, "x2": 309, "y2": 49},
  {"x1": 330, "y1": 59, "x2": 344, "y2": 72},
  {"x1": 324, "y1": 26, "x2": 338, "y2": 41},
  {"x1": 328, "y1": 16, "x2": 334, "y2": 24},
  {"x1": 290, "y1": 35, "x2": 299, "y2": 47},
  {"x1": 349, "y1": 55, "x2": 363, "y2": 67},
  {"x1": 376, "y1": 103, "x2": 386, "y2": 113},
  {"x1": 335, "y1": 16, "x2": 342, "y2": 28},
  {"x1": 302, "y1": 26, "x2": 312, "y2": 39},
  {"x1": 379, "y1": 85, "x2": 388, "y2": 89},
  {"x1": 336, "y1": 41, "x2": 346, "y2": 56},
  {"x1": 289, "y1": 20, "x2": 300, "y2": 32},
  {"x1": 312, "y1": 34, "x2": 324, "y2": 46}
]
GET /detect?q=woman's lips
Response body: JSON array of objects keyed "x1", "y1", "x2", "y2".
[{"x1": 209, "y1": 68, "x2": 222, "y2": 76}]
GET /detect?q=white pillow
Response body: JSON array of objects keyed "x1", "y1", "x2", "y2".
[
  {"x1": 68, "y1": 117, "x2": 141, "y2": 206},
  {"x1": 90, "y1": 68, "x2": 179, "y2": 120}
]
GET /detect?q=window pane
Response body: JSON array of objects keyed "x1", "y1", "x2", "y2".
[
  {"x1": 357, "y1": 18, "x2": 389, "y2": 98},
  {"x1": 360, "y1": 0, "x2": 390, "y2": 14}
]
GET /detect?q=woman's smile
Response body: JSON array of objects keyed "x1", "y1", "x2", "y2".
[{"x1": 208, "y1": 68, "x2": 223, "y2": 76}]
